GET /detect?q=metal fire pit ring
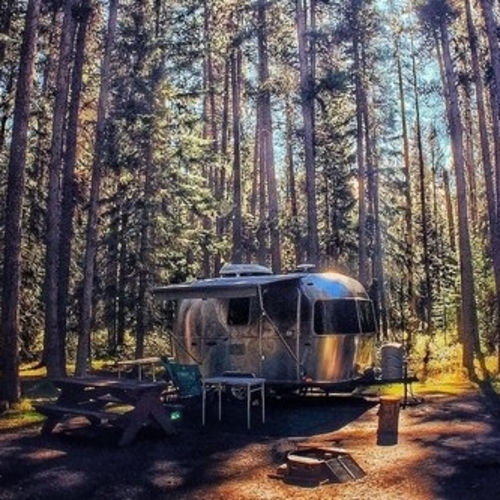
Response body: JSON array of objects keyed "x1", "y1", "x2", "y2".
[{"x1": 282, "y1": 446, "x2": 366, "y2": 486}]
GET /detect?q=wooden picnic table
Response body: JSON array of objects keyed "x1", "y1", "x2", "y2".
[
  {"x1": 115, "y1": 356, "x2": 163, "y2": 381},
  {"x1": 34, "y1": 376, "x2": 175, "y2": 446}
]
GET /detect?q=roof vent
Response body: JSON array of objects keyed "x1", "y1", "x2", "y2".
[
  {"x1": 219, "y1": 263, "x2": 273, "y2": 277},
  {"x1": 294, "y1": 263, "x2": 316, "y2": 273}
]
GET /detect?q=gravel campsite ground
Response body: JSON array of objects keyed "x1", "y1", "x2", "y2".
[{"x1": 1, "y1": 380, "x2": 500, "y2": 500}]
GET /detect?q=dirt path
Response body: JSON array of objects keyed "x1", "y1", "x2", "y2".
[{"x1": 1, "y1": 387, "x2": 500, "y2": 499}]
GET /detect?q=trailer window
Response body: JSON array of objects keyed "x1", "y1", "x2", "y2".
[
  {"x1": 263, "y1": 284, "x2": 301, "y2": 326},
  {"x1": 358, "y1": 300, "x2": 377, "y2": 333},
  {"x1": 314, "y1": 299, "x2": 360, "y2": 334},
  {"x1": 227, "y1": 297, "x2": 251, "y2": 325}
]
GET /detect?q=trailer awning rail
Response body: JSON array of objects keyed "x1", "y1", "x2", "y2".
[{"x1": 151, "y1": 274, "x2": 301, "y2": 300}]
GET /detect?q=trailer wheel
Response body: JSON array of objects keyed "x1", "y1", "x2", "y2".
[
  {"x1": 221, "y1": 371, "x2": 257, "y2": 402},
  {"x1": 229, "y1": 386, "x2": 247, "y2": 401}
]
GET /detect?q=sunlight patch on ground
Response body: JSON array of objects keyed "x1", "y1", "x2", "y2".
[
  {"x1": 414, "y1": 372, "x2": 477, "y2": 396},
  {"x1": 25, "y1": 448, "x2": 67, "y2": 462}
]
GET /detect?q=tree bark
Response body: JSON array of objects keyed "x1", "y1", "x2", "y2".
[
  {"x1": 395, "y1": 36, "x2": 417, "y2": 334},
  {"x1": 201, "y1": 0, "x2": 217, "y2": 277},
  {"x1": 296, "y1": 0, "x2": 319, "y2": 265},
  {"x1": 58, "y1": 0, "x2": 92, "y2": 361},
  {"x1": 44, "y1": 0, "x2": 79, "y2": 377},
  {"x1": 440, "y1": 20, "x2": 481, "y2": 376},
  {"x1": 353, "y1": 18, "x2": 368, "y2": 285},
  {"x1": 465, "y1": 0, "x2": 495, "y2": 235},
  {"x1": 477, "y1": 0, "x2": 500, "y2": 373},
  {"x1": 285, "y1": 98, "x2": 301, "y2": 266},
  {"x1": 412, "y1": 49, "x2": 433, "y2": 335},
  {"x1": 257, "y1": 0, "x2": 281, "y2": 272},
  {"x1": 230, "y1": 11, "x2": 243, "y2": 264},
  {"x1": 1, "y1": 0, "x2": 42, "y2": 403},
  {"x1": 76, "y1": 0, "x2": 118, "y2": 375}
]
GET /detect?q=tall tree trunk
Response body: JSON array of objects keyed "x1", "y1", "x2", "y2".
[
  {"x1": 465, "y1": 0, "x2": 495, "y2": 235},
  {"x1": 58, "y1": 0, "x2": 92, "y2": 355},
  {"x1": 215, "y1": 59, "x2": 230, "y2": 272},
  {"x1": 231, "y1": 13, "x2": 243, "y2": 264},
  {"x1": 44, "y1": 0, "x2": 79, "y2": 378},
  {"x1": 353, "y1": 21, "x2": 368, "y2": 285},
  {"x1": 134, "y1": 2, "x2": 164, "y2": 359},
  {"x1": 201, "y1": 0, "x2": 217, "y2": 277},
  {"x1": 296, "y1": 0, "x2": 318, "y2": 265},
  {"x1": 477, "y1": 0, "x2": 500, "y2": 372},
  {"x1": 440, "y1": 20, "x2": 481, "y2": 376},
  {"x1": 285, "y1": 98, "x2": 301, "y2": 266},
  {"x1": 363, "y1": 93, "x2": 386, "y2": 338},
  {"x1": 396, "y1": 37, "x2": 417, "y2": 338},
  {"x1": 0, "y1": 0, "x2": 42, "y2": 403},
  {"x1": 412, "y1": 50, "x2": 433, "y2": 335},
  {"x1": 489, "y1": 85, "x2": 500, "y2": 372},
  {"x1": 105, "y1": 206, "x2": 119, "y2": 352},
  {"x1": 257, "y1": 0, "x2": 281, "y2": 272},
  {"x1": 76, "y1": 0, "x2": 118, "y2": 375},
  {"x1": 117, "y1": 208, "x2": 128, "y2": 347},
  {"x1": 256, "y1": 119, "x2": 267, "y2": 265},
  {"x1": 136, "y1": 144, "x2": 154, "y2": 359}
]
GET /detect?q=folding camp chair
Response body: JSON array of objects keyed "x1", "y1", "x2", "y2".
[{"x1": 160, "y1": 357, "x2": 203, "y2": 401}]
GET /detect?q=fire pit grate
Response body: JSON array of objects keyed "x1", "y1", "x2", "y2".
[{"x1": 275, "y1": 445, "x2": 366, "y2": 487}]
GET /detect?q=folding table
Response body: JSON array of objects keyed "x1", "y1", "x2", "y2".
[{"x1": 202, "y1": 376, "x2": 266, "y2": 429}]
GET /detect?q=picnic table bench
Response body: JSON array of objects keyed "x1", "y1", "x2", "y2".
[{"x1": 34, "y1": 376, "x2": 175, "y2": 446}]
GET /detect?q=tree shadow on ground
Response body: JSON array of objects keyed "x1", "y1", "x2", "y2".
[
  {"x1": 0, "y1": 395, "x2": 376, "y2": 500},
  {"x1": 401, "y1": 388, "x2": 500, "y2": 500},
  {"x1": 196, "y1": 394, "x2": 377, "y2": 437}
]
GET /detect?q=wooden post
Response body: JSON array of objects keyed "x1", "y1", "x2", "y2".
[{"x1": 377, "y1": 396, "x2": 401, "y2": 445}]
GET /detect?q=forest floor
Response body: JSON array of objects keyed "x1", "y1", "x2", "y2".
[{"x1": 1, "y1": 377, "x2": 500, "y2": 500}]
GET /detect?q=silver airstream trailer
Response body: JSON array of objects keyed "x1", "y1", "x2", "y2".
[{"x1": 152, "y1": 264, "x2": 377, "y2": 394}]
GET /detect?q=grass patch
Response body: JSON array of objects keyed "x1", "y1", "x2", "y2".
[
  {"x1": 0, "y1": 397, "x2": 46, "y2": 431},
  {"x1": 1, "y1": 365, "x2": 58, "y2": 432}
]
